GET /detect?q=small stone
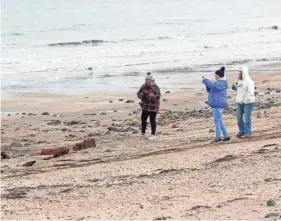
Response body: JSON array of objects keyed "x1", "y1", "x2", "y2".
[
  {"x1": 276, "y1": 90, "x2": 281, "y2": 93},
  {"x1": 119, "y1": 99, "x2": 124, "y2": 101},
  {"x1": 43, "y1": 156, "x2": 53, "y2": 160},
  {"x1": 62, "y1": 128, "x2": 68, "y2": 132},
  {"x1": 47, "y1": 120, "x2": 61, "y2": 125},
  {"x1": 41, "y1": 112, "x2": 50, "y2": 115},
  {"x1": 68, "y1": 134, "x2": 76, "y2": 137},
  {"x1": 22, "y1": 161, "x2": 36, "y2": 167},
  {"x1": 171, "y1": 124, "x2": 178, "y2": 129},
  {"x1": 267, "y1": 199, "x2": 275, "y2": 206},
  {"x1": 1, "y1": 152, "x2": 10, "y2": 159},
  {"x1": 132, "y1": 130, "x2": 139, "y2": 134},
  {"x1": 10, "y1": 141, "x2": 23, "y2": 148},
  {"x1": 7, "y1": 114, "x2": 11, "y2": 116},
  {"x1": 113, "y1": 110, "x2": 118, "y2": 112},
  {"x1": 265, "y1": 92, "x2": 270, "y2": 95},
  {"x1": 209, "y1": 129, "x2": 215, "y2": 133},
  {"x1": 165, "y1": 91, "x2": 171, "y2": 93},
  {"x1": 79, "y1": 130, "x2": 85, "y2": 132},
  {"x1": 227, "y1": 96, "x2": 232, "y2": 99},
  {"x1": 100, "y1": 112, "x2": 107, "y2": 115},
  {"x1": 37, "y1": 140, "x2": 46, "y2": 144},
  {"x1": 125, "y1": 100, "x2": 134, "y2": 103},
  {"x1": 109, "y1": 100, "x2": 113, "y2": 103},
  {"x1": 271, "y1": 25, "x2": 279, "y2": 30},
  {"x1": 163, "y1": 99, "x2": 168, "y2": 102}
]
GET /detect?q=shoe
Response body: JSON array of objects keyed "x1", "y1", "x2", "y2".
[
  {"x1": 236, "y1": 133, "x2": 244, "y2": 139},
  {"x1": 148, "y1": 135, "x2": 157, "y2": 141},
  {"x1": 138, "y1": 133, "x2": 145, "y2": 139},
  {"x1": 242, "y1": 134, "x2": 252, "y2": 139},
  {"x1": 211, "y1": 138, "x2": 221, "y2": 143},
  {"x1": 222, "y1": 137, "x2": 231, "y2": 142}
]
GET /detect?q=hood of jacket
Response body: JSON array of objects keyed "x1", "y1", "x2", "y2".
[{"x1": 241, "y1": 66, "x2": 253, "y2": 84}]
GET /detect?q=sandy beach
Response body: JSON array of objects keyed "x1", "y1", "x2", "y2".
[{"x1": 1, "y1": 64, "x2": 281, "y2": 220}]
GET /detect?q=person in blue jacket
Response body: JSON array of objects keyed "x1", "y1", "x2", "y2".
[{"x1": 202, "y1": 67, "x2": 230, "y2": 142}]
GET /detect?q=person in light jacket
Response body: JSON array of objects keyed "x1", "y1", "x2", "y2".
[
  {"x1": 232, "y1": 67, "x2": 255, "y2": 138},
  {"x1": 203, "y1": 67, "x2": 230, "y2": 143}
]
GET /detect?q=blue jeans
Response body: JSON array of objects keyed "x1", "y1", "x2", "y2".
[
  {"x1": 236, "y1": 103, "x2": 255, "y2": 135},
  {"x1": 213, "y1": 108, "x2": 229, "y2": 139}
]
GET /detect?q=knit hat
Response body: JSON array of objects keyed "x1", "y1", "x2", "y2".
[
  {"x1": 215, "y1": 67, "x2": 225, "y2": 78},
  {"x1": 145, "y1": 72, "x2": 154, "y2": 81}
]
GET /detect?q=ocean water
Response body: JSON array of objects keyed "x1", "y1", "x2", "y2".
[{"x1": 1, "y1": 0, "x2": 281, "y2": 93}]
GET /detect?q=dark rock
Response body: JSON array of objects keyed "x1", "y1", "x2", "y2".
[
  {"x1": 163, "y1": 99, "x2": 168, "y2": 102},
  {"x1": 254, "y1": 92, "x2": 258, "y2": 95},
  {"x1": 28, "y1": 113, "x2": 36, "y2": 116},
  {"x1": 267, "y1": 199, "x2": 275, "y2": 206},
  {"x1": 22, "y1": 112, "x2": 26, "y2": 115},
  {"x1": 265, "y1": 92, "x2": 270, "y2": 95},
  {"x1": 62, "y1": 128, "x2": 68, "y2": 132},
  {"x1": 10, "y1": 141, "x2": 23, "y2": 148},
  {"x1": 209, "y1": 129, "x2": 215, "y2": 133},
  {"x1": 132, "y1": 130, "x2": 139, "y2": 134},
  {"x1": 264, "y1": 212, "x2": 280, "y2": 218},
  {"x1": 47, "y1": 120, "x2": 62, "y2": 125},
  {"x1": 100, "y1": 112, "x2": 107, "y2": 115},
  {"x1": 22, "y1": 161, "x2": 36, "y2": 167},
  {"x1": 37, "y1": 140, "x2": 46, "y2": 144},
  {"x1": 109, "y1": 100, "x2": 113, "y2": 103},
  {"x1": 68, "y1": 134, "x2": 76, "y2": 137},
  {"x1": 107, "y1": 127, "x2": 122, "y2": 132},
  {"x1": 41, "y1": 112, "x2": 50, "y2": 115},
  {"x1": 271, "y1": 25, "x2": 279, "y2": 30},
  {"x1": 64, "y1": 120, "x2": 81, "y2": 126},
  {"x1": 79, "y1": 130, "x2": 85, "y2": 132},
  {"x1": 227, "y1": 96, "x2": 232, "y2": 99},
  {"x1": 165, "y1": 91, "x2": 171, "y2": 94},
  {"x1": 119, "y1": 99, "x2": 124, "y2": 101},
  {"x1": 7, "y1": 114, "x2": 11, "y2": 116},
  {"x1": 1, "y1": 152, "x2": 10, "y2": 159},
  {"x1": 125, "y1": 100, "x2": 134, "y2": 103},
  {"x1": 128, "y1": 113, "x2": 132, "y2": 116},
  {"x1": 276, "y1": 90, "x2": 281, "y2": 93}
]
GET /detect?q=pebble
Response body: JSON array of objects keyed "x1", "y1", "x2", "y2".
[
  {"x1": 10, "y1": 141, "x2": 23, "y2": 148},
  {"x1": 267, "y1": 199, "x2": 275, "y2": 206},
  {"x1": 125, "y1": 100, "x2": 134, "y2": 103},
  {"x1": 22, "y1": 161, "x2": 36, "y2": 167},
  {"x1": 41, "y1": 112, "x2": 50, "y2": 115}
]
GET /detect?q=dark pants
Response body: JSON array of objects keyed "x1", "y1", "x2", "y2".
[{"x1": 141, "y1": 110, "x2": 157, "y2": 135}]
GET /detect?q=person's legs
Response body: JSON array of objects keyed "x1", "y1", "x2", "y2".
[
  {"x1": 149, "y1": 111, "x2": 157, "y2": 135},
  {"x1": 141, "y1": 110, "x2": 150, "y2": 135},
  {"x1": 244, "y1": 103, "x2": 255, "y2": 135},
  {"x1": 236, "y1": 103, "x2": 245, "y2": 136},
  {"x1": 213, "y1": 108, "x2": 222, "y2": 139},
  {"x1": 220, "y1": 109, "x2": 229, "y2": 139}
]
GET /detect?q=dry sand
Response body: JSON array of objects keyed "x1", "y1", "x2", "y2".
[{"x1": 1, "y1": 65, "x2": 281, "y2": 220}]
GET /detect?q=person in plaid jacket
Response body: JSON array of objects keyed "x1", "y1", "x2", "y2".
[{"x1": 137, "y1": 72, "x2": 161, "y2": 140}]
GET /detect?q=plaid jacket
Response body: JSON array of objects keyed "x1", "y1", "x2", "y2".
[{"x1": 137, "y1": 84, "x2": 161, "y2": 112}]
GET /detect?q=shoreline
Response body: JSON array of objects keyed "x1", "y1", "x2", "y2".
[{"x1": 1, "y1": 61, "x2": 281, "y2": 96}]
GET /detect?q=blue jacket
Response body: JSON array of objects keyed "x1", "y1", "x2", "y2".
[{"x1": 203, "y1": 78, "x2": 228, "y2": 108}]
